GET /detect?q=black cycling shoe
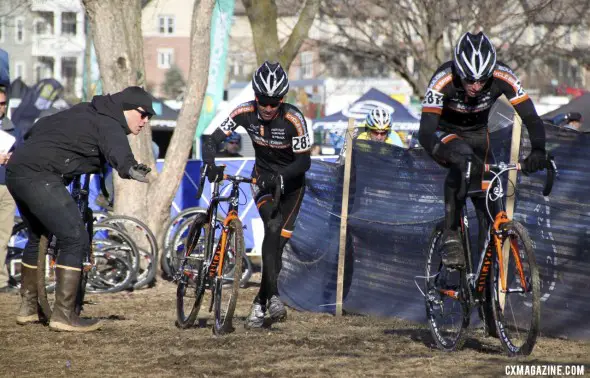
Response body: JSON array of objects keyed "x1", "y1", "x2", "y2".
[{"x1": 441, "y1": 229, "x2": 465, "y2": 269}]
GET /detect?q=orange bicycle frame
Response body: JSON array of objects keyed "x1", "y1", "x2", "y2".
[
  {"x1": 208, "y1": 210, "x2": 239, "y2": 278},
  {"x1": 492, "y1": 211, "x2": 527, "y2": 292}
]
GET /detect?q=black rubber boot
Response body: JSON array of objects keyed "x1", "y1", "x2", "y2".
[
  {"x1": 16, "y1": 264, "x2": 42, "y2": 325},
  {"x1": 49, "y1": 267, "x2": 101, "y2": 332}
]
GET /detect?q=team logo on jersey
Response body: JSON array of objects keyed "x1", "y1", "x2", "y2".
[{"x1": 260, "y1": 125, "x2": 265, "y2": 137}]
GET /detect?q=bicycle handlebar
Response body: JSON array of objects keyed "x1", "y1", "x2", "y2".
[
  {"x1": 195, "y1": 165, "x2": 260, "y2": 200},
  {"x1": 543, "y1": 155, "x2": 557, "y2": 196},
  {"x1": 472, "y1": 155, "x2": 557, "y2": 196}
]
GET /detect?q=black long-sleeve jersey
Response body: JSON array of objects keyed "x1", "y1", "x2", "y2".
[
  {"x1": 418, "y1": 61, "x2": 546, "y2": 154},
  {"x1": 203, "y1": 101, "x2": 311, "y2": 187}
]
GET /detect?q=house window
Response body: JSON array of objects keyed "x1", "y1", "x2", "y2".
[
  {"x1": 158, "y1": 16, "x2": 175, "y2": 35},
  {"x1": 15, "y1": 17, "x2": 25, "y2": 43},
  {"x1": 62, "y1": 12, "x2": 77, "y2": 36},
  {"x1": 62, "y1": 57, "x2": 77, "y2": 94},
  {"x1": 0, "y1": 18, "x2": 4, "y2": 42},
  {"x1": 15, "y1": 62, "x2": 25, "y2": 80},
  {"x1": 301, "y1": 51, "x2": 313, "y2": 79},
  {"x1": 157, "y1": 49, "x2": 174, "y2": 69},
  {"x1": 35, "y1": 12, "x2": 54, "y2": 35}
]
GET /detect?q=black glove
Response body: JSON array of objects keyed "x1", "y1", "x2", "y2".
[
  {"x1": 205, "y1": 163, "x2": 224, "y2": 183},
  {"x1": 523, "y1": 149, "x2": 547, "y2": 173},
  {"x1": 128, "y1": 163, "x2": 151, "y2": 183},
  {"x1": 257, "y1": 172, "x2": 282, "y2": 192}
]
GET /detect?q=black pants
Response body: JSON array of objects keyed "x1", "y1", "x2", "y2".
[
  {"x1": 252, "y1": 184, "x2": 305, "y2": 305},
  {"x1": 432, "y1": 127, "x2": 494, "y2": 249},
  {"x1": 6, "y1": 171, "x2": 88, "y2": 268}
]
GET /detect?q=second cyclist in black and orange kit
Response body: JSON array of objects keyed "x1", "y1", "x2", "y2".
[
  {"x1": 202, "y1": 61, "x2": 311, "y2": 329},
  {"x1": 418, "y1": 32, "x2": 547, "y2": 269}
]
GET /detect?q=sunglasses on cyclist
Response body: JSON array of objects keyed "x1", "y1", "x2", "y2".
[
  {"x1": 0, "y1": 101, "x2": 6, "y2": 106},
  {"x1": 136, "y1": 108, "x2": 153, "y2": 120},
  {"x1": 256, "y1": 96, "x2": 282, "y2": 108},
  {"x1": 462, "y1": 78, "x2": 488, "y2": 85},
  {"x1": 370, "y1": 130, "x2": 388, "y2": 136}
]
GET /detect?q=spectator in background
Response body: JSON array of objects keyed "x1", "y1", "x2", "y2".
[
  {"x1": 0, "y1": 87, "x2": 18, "y2": 292},
  {"x1": 560, "y1": 112, "x2": 582, "y2": 131},
  {"x1": 216, "y1": 131, "x2": 242, "y2": 158},
  {"x1": 310, "y1": 143, "x2": 321, "y2": 156}
]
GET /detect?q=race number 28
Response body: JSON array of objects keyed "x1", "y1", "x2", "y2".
[{"x1": 292, "y1": 134, "x2": 311, "y2": 152}]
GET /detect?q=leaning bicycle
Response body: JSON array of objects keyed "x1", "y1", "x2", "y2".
[
  {"x1": 423, "y1": 156, "x2": 556, "y2": 356},
  {"x1": 175, "y1": 166, "x2": 255, "y2": 335}
]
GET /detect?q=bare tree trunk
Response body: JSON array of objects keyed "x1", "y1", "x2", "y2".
[
  {"x1": 243, "y1": 0, "x2": 319, "y2": 70},
  {"x1": 83, "y1": 0, "x2": 216, "y2": 253}
]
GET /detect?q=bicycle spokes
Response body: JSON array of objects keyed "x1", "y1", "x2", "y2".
[
  {"x1": 424, "y1": 227, "x2": 469, "y2": 351},
  {"x1": 490, "y1": 221, "x2": 540, "y2": 356}
]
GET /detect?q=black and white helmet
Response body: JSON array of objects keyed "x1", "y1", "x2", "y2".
[
  {"x1": 453, "y1": 32, "x2": 497, "y2": 81},
  {"x1": 252, "y1": 61, "x2": 289, "y2": 98}
]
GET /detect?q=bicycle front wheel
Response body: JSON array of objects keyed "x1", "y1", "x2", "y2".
[
  {"x1": 176, "y1": 213, "x2": 209, "y2": 329},
  {"x1": 213, "y1": 218, "x2": 244, "y2": 336},
  {"x1": 424, "y1": 222, "x2": 469, "y2": 352},
  {"x1": 490, "y1": 220, "x2": 540, "y2": 356}
]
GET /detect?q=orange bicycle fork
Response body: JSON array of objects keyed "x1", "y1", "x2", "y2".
[
  {"x1": 208, "y1": 210, "x2": 239, "y2": 278},
  {"x1": 493, "y1": 212, "x2": 528, "y2": 293}
]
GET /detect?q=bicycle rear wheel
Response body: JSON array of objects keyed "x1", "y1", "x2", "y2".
[
  {"x1": 424, "y1": 222, "x2": 469, "y2": 351},
  {"x1": 176, "y1": 213, "x2": 209, "y2": 329},
  {"x1": 489, "y1": 220, "x2": 540, "y2": 356},
  {"x1": 98, "y1": 215, "x2": 158, "y2": 289},
  {"x1": 86, "y1": 250, "x2": 135, "y2": 294},
  {"x1": 213, "y1": 218, "x2": 244, "y2": 335}
]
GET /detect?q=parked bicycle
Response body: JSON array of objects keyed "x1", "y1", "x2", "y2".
[
  {"x1": 175, "y1": 166, "x2": 278, "y2": 334},
  {"x1": 422, "y1": 156, "x2": 556, "y2": 356}
]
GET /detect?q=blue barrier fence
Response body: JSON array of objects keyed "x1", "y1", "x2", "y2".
[{"x1": 280, "y1": 124, "x2": 590, "y2": 340}]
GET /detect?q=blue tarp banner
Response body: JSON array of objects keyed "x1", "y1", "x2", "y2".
[
  {"x1": 0, "y1": 49, "x2": 9, "y2": 88},
  {"x1": 281, "y1": 124, "x2": 590, "y2": 340}
]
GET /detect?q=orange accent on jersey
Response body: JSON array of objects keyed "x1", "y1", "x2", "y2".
[
  {"x1": 281, "y1": 229, "x2": 293, "y2": 238},
  {"x1": 433, "y1": 73, "x2": 453, "y2": 91},
  {"x1": 493, "y1": 70, "x2": 519, "y2": 92},
  {"x1": 422, "y1": 107, "x2": 442, "y2": 115},
  {"x1": 230, "y1": 105, "x2": 255, "y2": 118},
  {"x1": 441, "y1": 134, "x2": 459, "y2": 144},
  {"x1": 285, "y1": 112, "x2": 305, "y2": 136},
  {"x1": 510, "y1": 94, "x2": 530, "y2": 106}
]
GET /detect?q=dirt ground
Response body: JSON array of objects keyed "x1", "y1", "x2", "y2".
[{"x1": 1, "y1": 277, "x2": 589, "y2": 378}]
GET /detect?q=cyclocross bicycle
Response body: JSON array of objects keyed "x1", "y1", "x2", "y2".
[
  {"x1": 423, "y1": 156, "x2": 556, "y2": 356},
  {"x1": 175, "y1": 167, "x2": 250, "y2": 334}
]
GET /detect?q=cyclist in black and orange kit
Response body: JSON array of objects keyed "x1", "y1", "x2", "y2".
[
  {"x1": 418, "y1": 32, "x2": 547, "y2": 268},
  {"x1": 202, "y1": 61, "x2": 311, "y2": 329}
]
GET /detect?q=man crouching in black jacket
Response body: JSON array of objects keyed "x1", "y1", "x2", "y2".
[{"x1": 6, "y1": 86, "x2": 154, "y2": 332}]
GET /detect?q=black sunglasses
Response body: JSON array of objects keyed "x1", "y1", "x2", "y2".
[
  {"x1": 256, "y1": 96, "x2": 282, "y2": 108},
  {"x1": 136, "y1": 108, "x2": 153, "y2": 120},
  {"x1": 0, "y1": 101, "x2": 6, "y2": 106},
  {"x1": 462, "y1": 78, "x2": 488, "y2": 85}
]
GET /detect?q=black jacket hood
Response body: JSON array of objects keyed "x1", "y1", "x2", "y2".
[{"x1": 91, "y1": 94, "x2": 132, "y2": 134}]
